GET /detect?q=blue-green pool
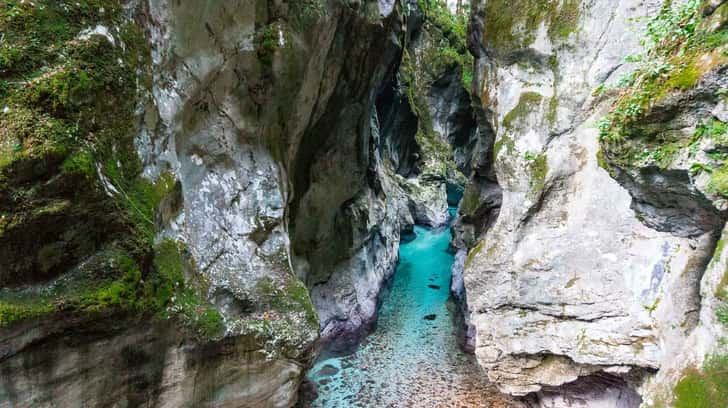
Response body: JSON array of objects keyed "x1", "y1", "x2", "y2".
[{"x1": 305, "y1": 216, "x2": 508, "y2": 407}]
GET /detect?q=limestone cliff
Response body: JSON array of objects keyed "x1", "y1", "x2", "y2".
[
  {"x1": 460, "y1": 0, "x2": 728, "y2": 406},
  {"x1": 0, "y1": 0, "x2": 471, "y2": 406}
]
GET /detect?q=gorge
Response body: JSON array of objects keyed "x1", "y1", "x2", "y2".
[
  {"x1": 1, "y1": 0, "x2": 728, "y2": 407},
  {"x1": 305, "y1": 213, "x2": 519, "y2": 407}
]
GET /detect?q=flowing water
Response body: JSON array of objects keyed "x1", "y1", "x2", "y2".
[{"x1": 306, "y1": 215, "x2": 516, "y2": 407}]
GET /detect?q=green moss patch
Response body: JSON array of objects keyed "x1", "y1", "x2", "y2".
[
  {"x1": 459, "y1": 182, "x2": 481, "y2": 217},
  {"x1": 465, "y1": 240, "x2": 486, "y2": 270},
  {"x1": 673, "y1": 355, "x2": 728, "y2": 408},
  {"x1": 483, "y1": 0, "x2": 580, "y2": 54},
  {"x1": 0, "y1": 239, "x2": 225, "y2": 339},
  {"x1": 255, "y1": 275, "x2": 319, "y2": 329},
  {"x1": 0, "y1": 1, "x2": 213, "y2": 335},
  {"x1": 528, "y1": 152, "x2": 548, "y2": 193},
  {"x1": 493, "y1": 133, "x2": 516, "y2": 162},
  {"x1": 0, "y1": 299, "x2": 54, "y2": 326},
  {"x1": 0, "y1": 0, "x2": 154, "y2": 287},
  {"x1": 503, "y1": 92, "x2": 543, "y2": 131}
]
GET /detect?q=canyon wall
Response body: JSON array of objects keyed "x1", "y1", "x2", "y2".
[
  {"x1": 0, "y1": 0, "x2": 471, "y2": 406},
  {"x1": 5, "y1": 0, "x2": 727, "y2": 406},
  {"x1": 460, "y1": 0, "x2": 728, "y2": 406}
]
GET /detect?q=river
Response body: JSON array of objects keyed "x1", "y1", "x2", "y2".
[{"x1": 306, "y1": 214, "x2": 516, "y2": 407}]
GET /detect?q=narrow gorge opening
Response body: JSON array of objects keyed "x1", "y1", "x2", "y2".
[
  {"x1": 304, "y1": 208, "x2": 510, "y2": 406},
  {"x1": 296, "y1": 1, "x2": 508, "y2": 404}
]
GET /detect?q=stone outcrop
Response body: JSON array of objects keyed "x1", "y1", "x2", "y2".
[
  {"x1": 460, "y1": 0, "x2": 728, "y2": 405},
  {"x1": 0, "y1": 0, "x2": 473, "y2": 405}
]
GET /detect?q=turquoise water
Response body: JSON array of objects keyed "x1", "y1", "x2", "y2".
[{"x1": 306, "y1": 214, "x2": 508, "y2": 407}]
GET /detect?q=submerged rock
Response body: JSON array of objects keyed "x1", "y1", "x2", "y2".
[{"x1": 317, "y1": 364, "x2": 340, "y2": 377}]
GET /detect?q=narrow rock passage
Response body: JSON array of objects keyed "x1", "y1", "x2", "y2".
[{"x1": 306, "y1": 211, "x2": 517, "y2": 407}]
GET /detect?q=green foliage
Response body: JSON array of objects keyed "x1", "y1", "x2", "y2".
[
  {"x1": 256, "y1": 24, "x2": 279, "y2": 66},
  {"x1": 145, "y1": 239, "x2": 224, "y2": 338},
  {"x1": 106, "y1": 170, "x2": 176, "y2": 245},
  {"x1": 616, "y1": 72, "x2": 637, "y2": 88},
  {"x1": 717, "y1": 306, "x2": 728, "y2": 326},
  {"x1": 420, "y1": 0, "x2": 468, "y2": 50},
  {"x1": 673, "y1": 355, "x2": 728, "y2": 408},
  {"x1": 696, "y1": 118, "x2": 728, "y2": 142},
  {"x1": 0, "y1": 240, "x2": 224, "y2": 339},
  {"x1": 644, "y1": 0, "x2": 701, "y2": 54},
  {"x1": 416, "y1": 0, "x2": 473, "y2": 89},
  {"x1": 633, "y1": 143, "x2": 681, "y2": 168},
  {"x1": 289, "y1": 0, "x2": 325, "y2": 29},
  {"x1": 592, "y1": 84, "x2": 607, "y2": 97},
  {"x1": 708, "y1": 165, "x2": 728, "y2": 197},
  {"x1": 642, "y1": 297, "x2": 660, "y2": 315},
  {"x1": 599, "y1": 0, "x2": 727, "y2": 145},
  {"x1": 0, "y1": 299, "x2": 54, "y2": 326},
  {"x1": 195, "y1": 308, "x2": 225, "y2": 338},
  {"x1": 61, "y1": 148, "x2": 95, "y2": 178},
  {"x1": 74, "y1": 254, "x2": 143, "y2": 311},
  {"x1": 0, "y1": 0, "x2": 119, "y2": 76},
  {"x1": 690, "y1": 162, "x2": 713, "y2": 175}
]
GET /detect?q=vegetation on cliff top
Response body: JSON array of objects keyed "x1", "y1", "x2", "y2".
[
  {"x1": 401, "y1": 0, "x2": 472, "y2": 179},
  {"x1": 598, "y1": 0, "x2": 727, "y2": 146}
]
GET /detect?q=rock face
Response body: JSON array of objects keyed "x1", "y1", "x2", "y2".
[
  {"x1": 461, "y1": 0, "x2": 728, "y2": 405},
  {"x1": 1, "y1": 0, "x2": 472, "y2": 405},
  {"x1": 142, "y1": 0, "x2": 409, "y2": 359},
  {"x1": 303, "y1": 0, "x2": 475, "y2": 351},
  {"x1": 0, "y1": 315, "x2": 307, "y2": 407}
]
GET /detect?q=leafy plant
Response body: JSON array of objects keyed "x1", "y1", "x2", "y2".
[
  {"x1": 690, "y1": 162, "x2": 713, "y2": 175},
  {"x1": 524, "y1": 151, "x2": 538, "y2": 161}
]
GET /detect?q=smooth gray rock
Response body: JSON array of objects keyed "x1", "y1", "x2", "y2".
[{"x1": 463, "y1": 0, "x2": 721, "y2": 404}]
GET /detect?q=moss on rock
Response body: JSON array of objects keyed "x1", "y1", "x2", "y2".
[
  {"x1": 503, "y1": 92, "x2": 543, "y2": 131},
  {"x1": 599, "y1": 1, "x2": 728, "y2": 146},
  {"x1": 527, "y1": 152, "x2": 548, "y2": 193},
  {"x1": 672, "y1": 355, "x2": 728, "y2": 408},
  {"x1": 400, "y1": 0, "x2": 473, "y2": 178},
  {"x1": 459, "y1": 182, "x2": 481, "y2": 217},
  {"x1": 483, "y1": 0, "x2": 581, "y2": 54},
  {"x1": 0, "y1": 1, "x2": 214, "y2": 337}
]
